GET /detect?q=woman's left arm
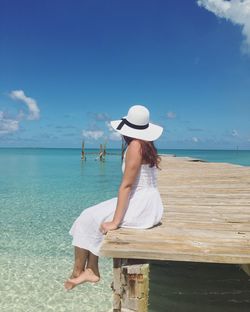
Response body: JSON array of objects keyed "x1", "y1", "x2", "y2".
[{"x1": 100, "y1": 140, "x2": 142, "y2": 234}]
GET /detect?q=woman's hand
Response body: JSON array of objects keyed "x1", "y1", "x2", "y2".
[{"x1": 100, "y1": 221, "x2": 118, "y2": 235}]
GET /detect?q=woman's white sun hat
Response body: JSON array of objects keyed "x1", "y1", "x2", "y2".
[{"x1": 110, "y1": 105, "x2": 163, "y2": 141}]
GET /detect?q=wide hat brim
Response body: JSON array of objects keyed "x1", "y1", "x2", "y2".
[{"x1": 110, "y1": 119, "x2": 163, "y2": 141}]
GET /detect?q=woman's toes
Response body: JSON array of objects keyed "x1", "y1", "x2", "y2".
[{"x1": 64, "y1": 280, "x2": 75, "y2": 290}]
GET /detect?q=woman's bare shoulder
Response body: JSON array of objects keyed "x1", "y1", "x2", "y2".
[
  {"x1": 126, "y1": 140, "x2": 142, "y2": 161},
  {"x1": 128, "y1": 139, "x2": 141, "y2": 149},
  {"x1": 127, "y1": 140, "x2": 141, "y2": 153}
]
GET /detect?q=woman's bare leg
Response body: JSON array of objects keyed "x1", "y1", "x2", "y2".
[
  {"x1": 86, "y1": 252, "x2": 100, "y2": 278},
  {"x1": 64, "y1": 247, "x2": 89, "y2": 290},
  {"x1": 71, "y1": 247, "x2": 89, "y2": 278},
  {"x1": 64, "y1": 252, "x2": 100, "y2": 290}
]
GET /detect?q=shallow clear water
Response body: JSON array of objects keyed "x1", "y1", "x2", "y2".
[
  {"x1": 0, "y1": 148, "x2": 249, "y2": 311},
  {"x1": 0, "y1": 148, "x2": 121, "y2": 312}
]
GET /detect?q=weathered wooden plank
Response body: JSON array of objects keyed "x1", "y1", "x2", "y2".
[
  {"x1": 104, "y1": 231, "x2": 250, "y2": 242},
  {"x1": 103, "y1": 243, "x2": 250, "y2": 261},
  {"x1": 159, "y1": 222, "x2": 250, "y2": 233}
]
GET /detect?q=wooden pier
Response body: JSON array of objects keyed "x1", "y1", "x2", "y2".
[{"x1": 100, "y1": 155, "x2": 250, "y2": 311}]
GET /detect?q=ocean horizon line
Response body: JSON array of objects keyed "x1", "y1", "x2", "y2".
[{"x1": 0, "y1": 146, "x2": 250, "y2": 151}]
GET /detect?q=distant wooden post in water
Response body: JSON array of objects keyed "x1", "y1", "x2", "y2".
[
  {"x1": 80, "y1": 141, "x2": 124, "y2": 161},
  {"x1": 101, "y1": 155, "x2": 250, "y2": 312},
  {"x1": 81, "y1": 141, "x2": 86, "y2": 161}
]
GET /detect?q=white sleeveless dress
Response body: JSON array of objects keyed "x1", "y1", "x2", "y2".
[{"x1": 69, "y1": 157, "x2": 164, "y2": 256}]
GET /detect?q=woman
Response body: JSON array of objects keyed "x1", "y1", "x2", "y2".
[{"x1": 64, "y1": 105, "x2": 164, "y2": 290}]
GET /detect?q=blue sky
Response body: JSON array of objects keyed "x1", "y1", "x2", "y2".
[{"x1": 0, "y1": 0, "x2": 250, "y2": 149}]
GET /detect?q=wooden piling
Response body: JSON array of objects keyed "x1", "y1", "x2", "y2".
[
  {"x1": 112, "y1": 259, "x2": 149, "y2": 312},
  {"x1": 240, "y1": 264, "x2": 250, "y2": 276}
]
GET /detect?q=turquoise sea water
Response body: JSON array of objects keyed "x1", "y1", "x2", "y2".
[{"x1": 0, "y1": 148, "x2": 250, "y2": 312}]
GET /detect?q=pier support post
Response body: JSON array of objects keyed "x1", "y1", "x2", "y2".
[{"x1": 112, "y1": 258, "x2": 149, "y2": 312}]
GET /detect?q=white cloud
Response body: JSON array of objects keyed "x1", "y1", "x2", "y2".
[
  {"x1": 109, "y1": 131, "x2": 121, "y2": 141},
  {"x1": 232, "y1": 129, "x2": 239, "y2": 136},
  {"x1": 82, "y1": 130, "x2": 104, "y2": 140},
  {"x1": 197, "y1": 0, "x2": 250, "y2": 54},
  {"x1": 105, "y1": 121, "x2": 113, "y2": 132},
  {"x1": 16, "y1": 110, "x2": 26, "y2": 121},
  {"x1": 0, "y1": 111, "x2": 19, "y2": 135},
  {"x1": 10, "y1": 90, "x2": 40, "y2": 120},
  {"x1": 105, "y1": 121, "x2": 121, "y2": 141},
  {"x1": 192, "y1": 136, "x2": 199, "y2": 143},
  {"x1": 0, "y1": 90, "x2": 40, "y2": 137},
  {"x1": 167, "y1": 111, "x2": 176, "y2": 119}
]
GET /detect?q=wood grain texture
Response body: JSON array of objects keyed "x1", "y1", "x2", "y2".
[{"x1": 100, "y1": 156, "x2": 250, "y2": 264}]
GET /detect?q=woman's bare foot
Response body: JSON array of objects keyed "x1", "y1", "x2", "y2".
[
  {"x1": 64, "y1": 268, "x2": 100, "y2": 290},
  {"x1": 70, "y1": 270, "x2": 82, "y2": 279}
]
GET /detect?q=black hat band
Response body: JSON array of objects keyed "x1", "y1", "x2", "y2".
[{"x1": 116, "y1": 118, "x2": 149, "y2": 131}]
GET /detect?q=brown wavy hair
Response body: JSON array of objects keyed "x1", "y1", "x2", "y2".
[{"x1": 123, "y1": 136, "x2": 161, "y2": 168}]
